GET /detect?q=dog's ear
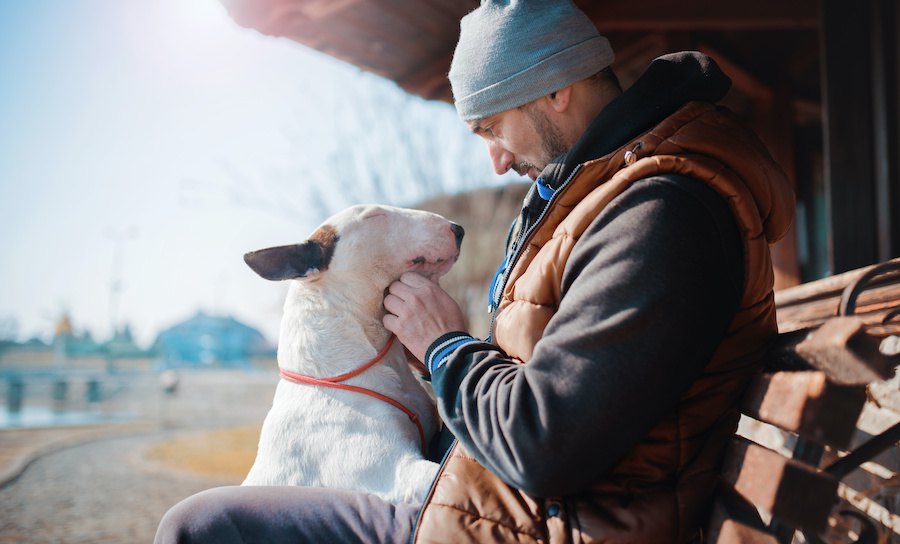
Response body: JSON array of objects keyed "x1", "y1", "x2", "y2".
[
  {"x1": 244, "y1": 241, "x2": 329, "y2": 281},
  {"x1": 245, "y1": 225, "x2": 338, "y2": 281}
]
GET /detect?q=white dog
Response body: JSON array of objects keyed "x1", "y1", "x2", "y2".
[{"x1": 241, "y1": 204, "x2": 463, "y2": 505}]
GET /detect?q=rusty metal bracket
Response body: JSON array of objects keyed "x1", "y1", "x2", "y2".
[
  {"x1": 839, "y1": 261, "x2": 900, "y2": 317},
  {"x1": 795, "y1": 316, "x2": 895, "y2": 385},
  {"x1": 883, "y1": 308, "x2": 900, "y2": 325},
  {"x1": 793, "y1": 262, "x2": 900, "y2": 385},
  {"x1": 825, "y1": 421, "x2": 900, "y2": 479}
]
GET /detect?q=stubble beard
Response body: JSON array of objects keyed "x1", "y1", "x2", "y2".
[{"x1": 516, "y1": 105, "x2": 569, "y2": 177}]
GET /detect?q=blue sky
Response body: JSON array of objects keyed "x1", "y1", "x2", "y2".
[{"x1": 0, "y1": 0, "x2": 504, "y2": 346}]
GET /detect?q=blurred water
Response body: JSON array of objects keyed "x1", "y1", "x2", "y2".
[
  {"x1": 1, "y1": 368, "x2": 277, "y2": 432},
  {"x1": 0, "y1": 406, "x2": 135, "y2": 429}
]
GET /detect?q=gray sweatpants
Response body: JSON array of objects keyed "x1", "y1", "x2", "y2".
[{"x1": 154, "y1": 486, "x2": 419, "y2": 543}]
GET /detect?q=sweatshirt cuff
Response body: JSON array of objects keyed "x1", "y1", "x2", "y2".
[{"x1": 425, "y1": 332, "x2": 479, "y2": 375}]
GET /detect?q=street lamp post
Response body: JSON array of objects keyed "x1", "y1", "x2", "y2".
[{"x1": 105, "y1": 226, "x2": 138, "y2": 373}]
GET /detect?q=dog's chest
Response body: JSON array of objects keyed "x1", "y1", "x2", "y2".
[{"x1": 247, "y1": 377, "x2": 430, "y2": 484}]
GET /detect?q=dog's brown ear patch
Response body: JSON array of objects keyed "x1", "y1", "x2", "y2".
[
  {"x1": 308, "y1": 225, "x2": 338, "y2": 266},
  {"x1": 244, "y1": 225, "x2": 339, "y2": 281}
]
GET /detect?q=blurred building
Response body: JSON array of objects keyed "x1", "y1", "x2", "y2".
[
  {"x1": 0, "y1": 315, "x2": 154, "y2": 369},
  {"x1": 153, "y1": 311, "x2": 274, "y2": 369}
]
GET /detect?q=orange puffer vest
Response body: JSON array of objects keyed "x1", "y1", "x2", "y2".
[{"x1": 413, "y1": 102, "x2": 794, "y2": 543}]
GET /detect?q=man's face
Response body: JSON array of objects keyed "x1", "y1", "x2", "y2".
[{"x1": 468, "y1": 101, "x2": 568, "y2": 181}]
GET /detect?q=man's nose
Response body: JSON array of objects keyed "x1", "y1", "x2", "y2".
[{"x1": 487, "y1": 140, "x2": 514, "y2": 175}]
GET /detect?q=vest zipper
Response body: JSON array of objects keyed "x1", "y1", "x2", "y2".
[
  {"x1": 487, "y1": 165, "x2": 585, "y2": 338},
  {"x1": 415, "y1": 165, "x2": 586, "y2": 541}
]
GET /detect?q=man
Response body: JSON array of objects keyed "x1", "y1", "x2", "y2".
[
  {"x1": 383, "y1": 1, "x2": 793, "y2": 542},
  {"x1": 156, "y1": 1, "x2": 793, "y2": 542}
]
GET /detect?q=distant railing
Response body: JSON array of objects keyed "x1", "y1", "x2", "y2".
[{"x1": 0, "y1": 368, "x2": 136, "y2": 416}]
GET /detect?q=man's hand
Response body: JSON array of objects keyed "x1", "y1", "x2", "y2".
[{"x1": 383, "y1": 272, "x2": 467, "y2": 363}]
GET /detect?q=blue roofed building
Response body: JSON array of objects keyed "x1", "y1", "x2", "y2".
[{"x1": 154, "y1": 311, "x2": 274, "y2": 369}]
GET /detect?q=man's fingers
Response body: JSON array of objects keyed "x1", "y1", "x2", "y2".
[
  {"x1": 387, "y1": 278, "x2": 417, "y2": 298},
  {"x1": 383, "y1": 293, "x2": 405, "y2": 314},
  {"x1": 382, "y1": 313, "x2": 399, "y2": 332},
  {"x1": 399, "y1": 272, "x2": 433, "y2": 288}
]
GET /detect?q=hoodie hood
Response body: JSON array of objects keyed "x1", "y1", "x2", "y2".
[{"x1": 541, "y1": 51, "x2": 732, "y2": 187}]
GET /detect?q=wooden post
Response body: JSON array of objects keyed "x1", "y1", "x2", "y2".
[
  {"x1": 819, "y1": 0, "x2": 878, "y2": 273},
  {"x1": 870, "y1": 0, "x2": 900, "y2": 261}
]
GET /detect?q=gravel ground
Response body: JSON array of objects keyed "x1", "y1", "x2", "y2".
[
  {"x1": 0, "y1": 432, "x2": 233, "y2": 544},
  {"x1": 0, "y1": 369, "x2": 278, "y2": 543}
]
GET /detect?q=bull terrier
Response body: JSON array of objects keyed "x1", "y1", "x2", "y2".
[{"x1": 241, "y1": 204, "x2": 463, "y2": 505}]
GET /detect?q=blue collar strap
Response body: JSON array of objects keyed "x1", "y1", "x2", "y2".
[{"x1": 535, "y1": 177, "x2": 556, "y2": 201}]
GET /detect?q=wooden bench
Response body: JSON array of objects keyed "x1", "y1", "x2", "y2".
[{"x1": 706, "y1": 258, "x2": 900, "y2": 543}]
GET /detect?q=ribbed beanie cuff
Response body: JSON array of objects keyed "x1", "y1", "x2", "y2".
[{"x1": 449, "y1": 0, "x2": 615, "y2": 121}]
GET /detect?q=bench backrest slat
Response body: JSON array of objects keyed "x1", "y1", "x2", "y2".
[
  {"x1": 707, "y1": 259, "x2": 899, "y2": 543},
  {"x1": 739, "y1": 370, "x2": 867, "y2": 449},
  {"x1": 720, "y1": 436, "x2": 839, "y2": 535}
]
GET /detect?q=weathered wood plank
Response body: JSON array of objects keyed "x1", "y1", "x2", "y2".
[
  {"x1": 576, "y1": 0, "x2": 818, "y2": 30},
  {"x1": 775, "y1": 258, "x2": 900, "y2": 308},
  {"x1": 775, "y1": 258, "x2": 900, "y2": 333},
  {"x1": 721, "y1": 437, "x2": 839, "y2": 534},
  {"x1": 706, "y1": 485, "x2": 780, "y2": 544},
  {"x1": 740, "y1": 371, "x2": 866, "y2": 449},
  {"x1": 709, "y1": 519, "x2": 779, "y2": 544},
  {"x1": 777, "y1": 282, "x2": 900, "y2": 333}
]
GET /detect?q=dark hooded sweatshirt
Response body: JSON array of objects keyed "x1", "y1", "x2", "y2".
[{"x1": 423, "y1": 52, "x2": 745, "y2": 497}]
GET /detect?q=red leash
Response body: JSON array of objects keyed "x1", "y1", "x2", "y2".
[{"x1": 278, "y1": 335, "x2": 427, "y2": 454}]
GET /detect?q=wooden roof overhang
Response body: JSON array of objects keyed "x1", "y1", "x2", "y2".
[
  {"x1": 220, "y1": 0, "x2": 900, "y2": 280},
  {"x1": 219, "y1": 0, "x2": 820, "y2": 105}
]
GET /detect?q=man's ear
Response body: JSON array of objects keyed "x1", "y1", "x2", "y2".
[
  {"x1": 244, "y1": 226, "x2": 338, "y2": 281},
  {"x1": 548, "y1": 85, "x2": 573, "y2": 113}
]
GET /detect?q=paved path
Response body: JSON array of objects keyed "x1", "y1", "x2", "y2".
[
  {"x1": 0, "y1": 422, "x2": 159, "y2": 487},
  {"x1": 0, "y1": 432, "x2": 232, "y2": 544}
]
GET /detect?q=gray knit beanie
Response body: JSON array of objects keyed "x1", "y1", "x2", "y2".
[{"x1": 448, "y1": 0, "x2": 615, "y2": 121}]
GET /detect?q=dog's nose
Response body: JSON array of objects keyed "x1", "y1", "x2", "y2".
[{"x1": 450, "y1": 223, "x2": 465, "y2": 247}]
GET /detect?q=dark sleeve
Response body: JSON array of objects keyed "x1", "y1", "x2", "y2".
[{"x1": 429, "y1": 175, "x2": 744, "y2": 498}]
